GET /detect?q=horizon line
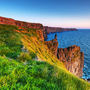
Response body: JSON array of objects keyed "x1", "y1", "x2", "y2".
[{"x1": 0, "y1": 16, "x2": 90, "y2": 29}]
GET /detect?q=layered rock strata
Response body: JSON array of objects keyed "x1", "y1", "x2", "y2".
[
  {"x1": 44, "y1": 26, "x2": 63, "y2": 34},
  {"x1": 57, "y1": 45, "x2": 84, "y2": 77},
  {"x1": 0, "y1": 16, "x2": 84, "y2": 77},
  {"x1": 62, "y1": 28, "x2": 78, "y2": 31},
  {"x1": 43, "y1": 26, "x2": 78, "y2": 40},
  {"x1": 0, "y1": 16, "x2": 44, "y2": 41},
  {"x1": 45, "y1": 35, "x2": 84, "y2": 77},
  {"x1": 0, "y1": 16, "x2": 43, "y2": 29},
  {"x1": 45, "y1": 38, "x2": 58, "y2": 57},
  {"x1": 0, "y1": 16, "x2": 78, "y2": 40}
]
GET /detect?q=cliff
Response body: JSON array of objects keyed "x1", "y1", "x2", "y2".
[
  {"x1": 44, "y1": 26, "x2": 63, "y2": 34},
  {"x1": 57, "y1": 45, "x2": 84, "y2": 77},
  {"x1": 43, "y1": 26, "x2": 78, "y2": 40},
  {"x1": 0, "y1": 16, "x2": 43, "y2": 29},
  {"x1": 45, "y1": 38, "x2": 58, "y2": 57},
  {"x1": 44, "y1": 26, "x2": 78, "y2": 34},
  {"x1": 0, "y1": 16, "x2": 84, "y2": 77},
  {"x1": 42, "y1": 27, "x2": 47, "y2": 40},
  {"x1": 0, "y1": 16, "x2": 44, "y2": 41},
  {"x1": 62, "y1": 28, "x2": 78, "y2": 31},
  {"x1": 0, "y1": 16, "x2": 78, "y2": 40},
  {"x1": 45, "y1": 35, "x2": 84, "y2": 77},
  {"x1": 0, "y1": 20, "x2": 90, "y2": 90}
]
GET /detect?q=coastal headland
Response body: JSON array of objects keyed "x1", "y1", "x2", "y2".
[{"x1": 0, "y1": 16, "x2": 84, "y2": 77}]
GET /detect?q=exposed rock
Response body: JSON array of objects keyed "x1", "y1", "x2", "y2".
[
  {"x1": 43, "y1": 26, "x2": 78, "y2": 40},
  {"x1": 87, "y1": 78, "x2": 90, "y2": 82},
  {"x1": 42, "y1": 27, "x2": 47, "y2": 40},
  {"x1": 0, "y1": 16, "x2": 78, "y2": 40},
  {"x1": 45, "y1": 34, "x2": 84, "y2": 77},
  {"x1": 21, "y1": 45, "x2": 28, "y2": 52},
  {"x1": 32, "y1": 57, "x2": 39, "y2": 61},
  {"x1": 44, "y1": 26, "x2": 63, "y2": 34},
  {"x1": 44, "y1": 26, "x2": 78, "y2": 34},
  {"x1": 45, "y1": 38, "x2": 58, "y2": 57},
  {"x1": 0, "y1": 16, "x2": 44, "y2": 41},
  {"x1": 43, "y1": 26, "x2": 63, "y2": 40},
  {"x1": 36, "y1": 30, "x2": 44, "y2": 42},
  {"x1": 57, "y1": 45, "x2": 84, "y2": 77},
  {"x1": 0, "y1": 16, "x2": 84, "y2": 77},
  {"x1": 54, "y1": 34, "x2": 57, "y2": 39},
  {"x1": 0, "y1": 16, "x2": 43, "y2": 29},
  {"x1": 62, "y1": 28, "x2": 78, "y2": 31}
]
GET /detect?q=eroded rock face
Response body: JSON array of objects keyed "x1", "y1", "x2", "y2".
[
  {"x1": 57, "y1": 45, "x2": 84, "y2": 77},
  {"x1": 0, "y1": 16, "x2": 84, "y2": 77},
  {"x1": 62, "y1": 28, "x2": 78, "y2": 31},
  {"x1": 36, "y1": 30, "x2": 44, "y2": 42},
  {"x1": 43, "y1": 26, "x2": 78, "y2": 40},
  {"x1": 45, "y1": 39, "x2": 58, "y2": 57},
  {"x1": 43, "y1": 26, "x2": 63, "y2": 40},
  {"x1": 0, "y1": 16, "x2": 44, "y2": 41},
  {"x1": 44, "y1": 26, "x2": 78, "y2": 34},
  {"x1": 45, "y1": 35, "x2": 84, "y2": 77},
  {"x1": 42, "y1": 27, "x2": 47, "y2": 40},
  {"x1": 44, "y1": 26, "x2": 63, "y2": 34},
  {"x1": 0, "y1": 16, "x2": 78, "y2": 40},
  {"x1": 0, "y1": 16, "x2": 43, "y2": 29}
]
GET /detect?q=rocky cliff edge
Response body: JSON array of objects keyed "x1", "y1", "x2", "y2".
[
  {"x1": 45, "y1": 35, "x2": 84, "y2": 77},
  {"x1": 0, "y1": 16, "x2": 84, "y2": 77}
]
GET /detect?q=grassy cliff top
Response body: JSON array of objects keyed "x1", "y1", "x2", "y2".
[{"x1": 0, "y1": 24, "x2": 90, "y2": 90}]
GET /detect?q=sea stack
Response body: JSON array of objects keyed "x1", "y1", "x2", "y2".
[{"x1": 45, "y1": 35, "x2": 84, "y2": 77}]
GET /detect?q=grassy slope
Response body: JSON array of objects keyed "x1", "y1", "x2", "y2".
[
  {"x1": 0, "y1": 24, "x2": 22, "y2": 59},
  {"x1": 0, "y1": 24, "x2": 90, "y2": 90}
]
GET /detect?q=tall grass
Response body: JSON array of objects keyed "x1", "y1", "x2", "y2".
[
  {"x1": 0, "y1": 24, "x2": 22, "y2": 59},
  {"x1": 0, "y1": 24, "x2": 90, "y2": 90},
  {"x1": 0, "y1": 56, "x2": 90, "y2": 90}
]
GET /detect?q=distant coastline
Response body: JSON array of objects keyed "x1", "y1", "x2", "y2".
[{"x1": 43, "y1": 26, "x2": 77, "y2": 40}]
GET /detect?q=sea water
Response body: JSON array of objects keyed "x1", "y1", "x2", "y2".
[{"x1": 46, "y1": 30, "x2": 90, "y2": 79}]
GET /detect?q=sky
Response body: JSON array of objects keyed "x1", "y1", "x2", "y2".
[{"x1": 0, "y1": 0, "x2": 90, "y2": 29}]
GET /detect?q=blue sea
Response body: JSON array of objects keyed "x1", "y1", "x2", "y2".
[{"x1": 46, "y1": 30, "x2": 90, "y2": 79}]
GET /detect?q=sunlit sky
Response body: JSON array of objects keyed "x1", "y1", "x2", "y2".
[{"x1": 0, "y1": 0, "x2": 90, "y2": 29}]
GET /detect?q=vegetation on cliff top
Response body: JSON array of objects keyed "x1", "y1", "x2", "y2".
[{"x1": 0, "y1": 24, "x2": 90, "y2": 90}]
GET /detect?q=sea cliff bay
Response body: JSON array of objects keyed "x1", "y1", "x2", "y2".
[
  {"x1": 0, "y1": 16, "x2": 84, "y2": 77},
  {"x1": 46, "y1": 30, "x2": 90, "y2": 80},
  {"x1": 0, "y1": 16, "x2": 90, "y2": 90}
]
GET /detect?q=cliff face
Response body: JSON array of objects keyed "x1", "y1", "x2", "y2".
[
  {"x1": 45, "y1": 39, "x2": 58, "y2": 57},
  {"x1": 0, "y1": 16, "x2": 43, "y2": 29},
  {"x1": 0, "y1": 16, "x2": 84, "y2": 77},
  {"x1": 36, "y1": 30, "x2": 44, "y2": 42},
  {"x1": 57, "y1": 45, "x2": 84, "y2": 77},
  {"x1": 0, "y1": 16, "x2": 78, "y2": 40},
  {"x1": 43, "y1": 26, "x2": 78, "y2": 40},
  {"x1": 43, "y1": 26, "x2": 63, "y2": 40},
  {"x1": 42, "y1": 28, "x2": 47, "y2": 40},
  {"x1": 44, "y1": 26, "x2": 77, "y2": 34},
  {"x1": 45, "y1": 36, "x2": 84, "y2": 77},
  {"x1": 0, "y1": 16, "x2": 44, "y2": 41},
  {"x1": 44, "y1": 26, "x2": 63, "y2": 34},
  {"x1": 62, "y1": 28, "x2": 78, "y2": 31}
]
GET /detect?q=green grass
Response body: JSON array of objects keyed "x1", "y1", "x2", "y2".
[
  {"x1": 0, "y1": 24, "x2": 90, "y2": 90},
  {"x1": 0, "y1": 24, "x2": 22, "y2": 59},
  {"x1": 0, "y1": 56, "x2": 90, "y2": 90},
  {"x1": 0, "y1": 24, "x2": 36, "y2": 59}
]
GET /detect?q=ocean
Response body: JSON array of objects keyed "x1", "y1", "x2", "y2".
[{"x1": 46, "y1": 30, "x2": 90, "y2": 79}]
